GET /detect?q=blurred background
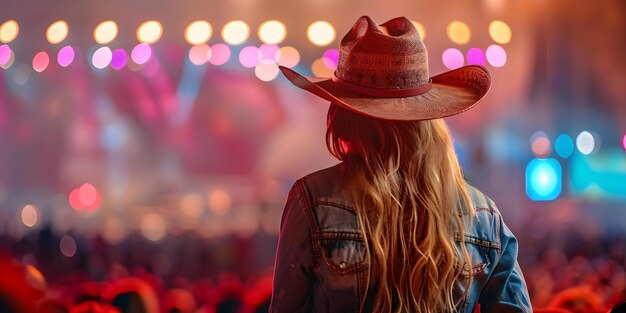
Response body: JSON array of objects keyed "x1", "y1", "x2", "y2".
[{"x1": 0, "y1": 0, "x2": 625, "y2": 312}]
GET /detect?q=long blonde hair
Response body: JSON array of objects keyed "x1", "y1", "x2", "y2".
[{"x1": 326, "y1": 104, "x2": 474, "y2": 313}]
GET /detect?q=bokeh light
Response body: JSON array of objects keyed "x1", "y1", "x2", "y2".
[
  {"x1": 221, "y1": 20, "x2": 250, "y2": 45},
  {"x1": 255, "y1": 62, "x2": 279, "y2": 81},
  {"x1": 0, "y1": 50, "x2": 14, "y2": 69},
  {"x1": 137, "y1": 20, "x2": 163, "y2": 44},
  {"x1": 447, "y1": 21, "x2": 471, "y2": 45},
  {"x1": 185, "y1": 20, "x2": 212, "y2": 45},
  {"x1": 442, "y1": 48, "x2": 464, "y2": 70},
  {"x1": 60, "y1": 235, "x2": 77, "y2": 257},
  {"x1": 258, "y1": 20, "x2": 287, "y2": 44},
  {"x1": 486, "y1": 44, "x2": 507, "y2": 67},
  {"x1": 411, "y1": 20, "x2": 426, "y2": 40},
  {"x1": 530, "y1": 131, "x2": 551, "y2": 158},
  {"x1": 307, "y1": 21, "x2": 336, "y2": 47},
  {"x1": 141, "y1": 213, "x2": 167, "y2": 241},
  {"x1": 311, "y1": 57, "x2": 334, "y2": 77},
  {"x1": 0, "y1": 20, "x2": 19, "y2": 43},
  {"x1": 94, "y1": 20, "x2": 118, "y2": 44},
  {"x1": 92, "y1": 47, "x2": 113, "y2": 69},
  {"x1": 526, "y1": 158, "x2": 562, "y2": 201},
  {"x1": 322, "y1": 48, "x2": 339, "y2": 69},
  {"x1": 57, "y1": 45, "x2": 75, "y2": 67},
  {"x1": 466, "y1": 48, "x2": 486, "y2": 66},
  {"x1": 489, "y1": 20, "x2": 512, "y2": 44},
  {"x1": 555, "y1": 134, "x2": 574, "y2": 158},
  {"x1": 180, "y1": 193, "x2": 204, "y2": 219},
  {"x1": 0, "y1": 44, "x2": 12, "y2": 66},
  {"x1": 110, "y1": 49, "x2": 128, "y2": 70},
  {"x1": 21, "y1": 204, "x2": 38, "y2": 228},
  {"x1": 208, "y1": 43, "x2": 230, "y2": 65},
  {"x1": 623, "y1": 133, "x2": 626, "y2": 151},
  {"x1": 102, "y1": 216, "x2": 128, "y2": 245},
  {"x1": 208, "y1": 188, "x2": 232, "y2": 216},
  {"x1": 46, "y1": 20, "x2": 69, "y2": 44},
  {"x1": 131, "y1": 43, "x2": 152, "y2": 65},
  {"x1": 238, "y1": 46, "x2": 259, "y2": 68},
  {"x1": 258, "y1": 44, "x2": 279, "y2": 63},
  {"x1": 78, "y1": 183, "x2": 98, "y2": 207},
  {"x1": 189, "y1": 44, "x2": 211, "y2": 65},
  {"x1": 576, "y1": 131, "x2": 595, "y2": 155},
  {"x1": 32, "y1": 51, "x2": 50, "y2": 73},
  {"x1": 276, "y1": 46, "x2": 300, "y2": 68},
  {"x1": 69, "y1": 188, "x2": 84, "y2": 210}
]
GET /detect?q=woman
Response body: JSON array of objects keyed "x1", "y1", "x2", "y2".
[{"x1": 270, "y1": 16, "x2": 531, "y2": 312}]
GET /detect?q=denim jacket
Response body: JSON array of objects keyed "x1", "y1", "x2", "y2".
[{"x1": 270, "y1": 164, "x2": 532, "y2": 313}]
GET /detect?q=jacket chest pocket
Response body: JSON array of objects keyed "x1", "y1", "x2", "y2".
[
  {"x1": 312, "y1": 232, "x2": 368, "y2": 275},
  {"x1": 456, "y1": 238, "x2": 492, "y2": 277}
]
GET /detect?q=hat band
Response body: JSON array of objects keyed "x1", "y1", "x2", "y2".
[{"x1": 331, "y1": 74, "x2": 432, "y2": 98}]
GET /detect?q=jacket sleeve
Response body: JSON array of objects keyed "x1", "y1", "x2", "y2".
[
  {"x1": 478, "y1": 213, "x2": 532, "y2": 313},
  {"x1": 269, "y1": 181, "x2": 316, "y2": 313}
]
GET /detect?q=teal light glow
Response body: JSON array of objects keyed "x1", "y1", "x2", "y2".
[
  {"x1": 571, "y1": 149, "x2": 626, "y2": 200},
  {"x1": 555, "y1": 134, "x2": 574, "y2": 158},
  {"x1": 526, "y1": 158, "x2": 562, "y2": 201}
]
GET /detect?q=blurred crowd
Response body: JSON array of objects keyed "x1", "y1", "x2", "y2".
[{"x1": 0, "y1": 224, "x2": 624, "y2": 313}]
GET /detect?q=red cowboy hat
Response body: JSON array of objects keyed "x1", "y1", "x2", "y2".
[{"x1": 279, "y1": 16, "x2": 491, "y2": 121}]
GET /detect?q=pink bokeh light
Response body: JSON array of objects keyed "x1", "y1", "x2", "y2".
[
  {"x1": 32, "y1": 51, "x2": 50, "y2": 72},
  {"x1": 131, "y1": 43, "x2": 152, "y2": 65},
  {"x1": 208, "y1": 43, "x2": 230, "y2": 66},
  {"x1": 442, "y1": 48, "x2": 464, "y2": 70},
  {"x1": 0, "y1": 45, "x2": 12, "y2": 65},
  {"x1": 238, "y1": 46, "x2": 259, "y2": 68},
  {"x1": 57, "y1": 46, "x2": 75, "y2": 67},
  {"x1": 110, "y1": 49, "x2": 128, "y2": 70},
  {"x1": 466, "y1": 48, "x2": 486, "y2": 66},
  {"x1": 258, "y1": 44, "x2": 279, "y2": 63},
  {"x1": 322, "y1": 48, "x2": 339, "y2": 69}
]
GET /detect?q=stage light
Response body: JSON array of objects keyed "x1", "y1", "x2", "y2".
[
  {"x1": 189, "y1": 44, "x2": 210, "y2": 65},
  {"x1": 258, "y1": 20, "x2": 286, "y2": 44},
  {"x1": 276, "y1": 46, "x2": 300, "y2": 68},
  {"x1": 208, "y1": 188, "x2": 231, "y2": 216},
  {"x1": 32, "y1": 51, "x2": 50, "y2": 72},
  {"x1": 78, "y1": 183, "x2": 98, "y2": 207},
  {"x1": 486, "y1": 44, "x2": 506, "y2": 67},
  {"x1": 110, "y1": 49, "x2": 127, "y2": 70},
  {"x1": 410, "y1": 20, "x2": 426, "y2": 40},
  {"x1": 255, "y1": 62, "x2": 279, "y2": 81},
  {"x1": 180, "y1": 193, "x2": 204, "y2": 219},
  {"x1": 21, "y1": 204, "x2": 38, "y2": 228},
  {"x1": 57, "y1": 45, "x2": 75, "y2": 67},
  {"x1": 221, "y1": 20, "x2": 249, "y2": 45},
  {"x1": 555, "y1": 134, "x2": 574, "y2": 158},
  {"x1": 131, "y1": 43, "x2": 152, "y2": 65},
  {"x1": 185, "y1": 20, "x2": 212, "y2": 45},
  {"x1": 322, "y1": 48, "x2": 339, "y2": 69},
  {"x1": 530, "y1": 131, "x2": 551, "y2": 158},
  {"x1": 623, "y1": 133, "x2": 626, "y2": 151},
  {"x1": 69, "y1": 188, "x2": 84, "y2": 210},
  {"x1": 137, "y1": 20, "x2": 163, "y2": 44},
  {"x1": 60, "y1": 235, "x2": 77, "y2": 257},
  {"x1": 576, "y1": 131, "x2": 595, "y2": 155},
  {"x1": 0, "y1": 44, "x2": 11, "y2": 66},
  {"x1": 238, "y1": 45, "x2": 259, "y2": 68},
  {"x1": 46, "y1": 20, "x2": 69, "y2": 44},
  {"x1": 466, "y1": 48, "x2": 486, "y2": 66},
  {"x1": 0, "y1": 20, "x2": 19, "y2": 43},
  {"x1": 447, "y1": 21, "x2": 471, "y2": 45},
  {"x1": 258, "y1": 44, "x2": 279, "y2": 63},
  {"x1": 141, "y1": 213, "x2": 167, "y2": 241},
  {"x1": 442, "y1": 48, "x2": 464, "y2": 70},
  {"x1": 92, "y1": 47, "x2": 112, "y2": 69},
  {"x1": 526, "y1": 158, "x2": 562, "y2": 201},
  {"x1": 307, "y1": 21, "x2": 336, "y2": 46},
  {"x1": 489, "y1": 20, "x2": 512, "y2": 44},
  {"x1": 0, "y1": 48, "x2": 14, "y2": 69},
  {"x1": 311, "y1": 57, "x2": 334, "y2": 77},
  {"x1": 94, "y1": 20, "x2": 118, "y2": 44},
  {"x1": 208, "y1": 43, "x2": 230, "y2": 65}
]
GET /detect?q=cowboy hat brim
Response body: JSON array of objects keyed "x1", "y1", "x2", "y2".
[{"x1": 279, "y1": 65, "x2": 491, "y2": 121}]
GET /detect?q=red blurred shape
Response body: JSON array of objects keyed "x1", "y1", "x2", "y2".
[
  {"x1": 69, "y1": 188, "x2": 85, "y2": 211},
  {"x1": 84, "y1": 193, "x2": 101, "y2": 211},
  {"x1": 79, "y1": 183, "x2": 98, "y2": 207}
]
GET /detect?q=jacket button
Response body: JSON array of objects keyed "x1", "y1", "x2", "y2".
[{"x1": 339, "y1": 261, "x2": 347, "y2": 269}]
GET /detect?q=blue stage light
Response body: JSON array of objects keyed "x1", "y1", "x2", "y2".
[
  {"x1": 555, "y1": 134, "x2": 574, "y2": 158},
  {"x1": 526, "y1": 158, "x2": 562, "y2": 201}
]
